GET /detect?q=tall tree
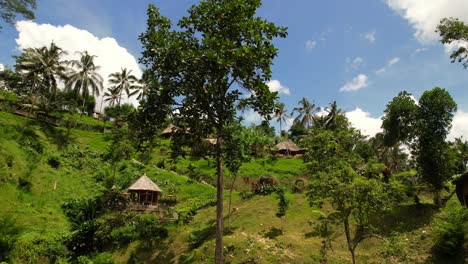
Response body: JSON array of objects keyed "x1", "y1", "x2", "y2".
[
  {"x1": 65, "y1": 51, "x2": 103, "y2": 114},
  {"x1": 0, "y1": 0, "x2": 36, "y2": 30},
  {"x1": 383, "y1": 88, "x2": 457, "y2": 206},
  {"x1": 139, "y1": 1, "x2": 287, "y2": 262},
  {"x1": 381, "y1": 91, "x2": 418, "y2": 147},
  {"x1": 15, "y1": 42, "x2": 68, "y2": 109},
  {"x1": 292, "y1": 97, "x2": 318, "y2": 128},
  {"x1": 415, "y1": 87, "x2": 457, "y2": 206},
  {"x1": 103, "y1": 86, "x2": 120, "y2": 107},
  {"x1": 436, "y1": 18, "x2": 468, "y2": 68},
  {"x1": 273, "y1": 102, "x2": 290, "y2": 133},
  {"x1": 108, "y1": 68, "x2": 139, "y2": 105}
]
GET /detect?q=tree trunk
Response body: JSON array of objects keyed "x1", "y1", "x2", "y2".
[
  {"x1": 435, "y1": 188, "x2": 442, "y2": 207},
  {"x1": 343, "y1": 214, "x2": 356, "y2": 264},
  {"x1": 215, "y1": 135, "x2": 224, "y2": 264},
  {"x1": 228, "y1": 173, "x2": 238, "y2": 231}
]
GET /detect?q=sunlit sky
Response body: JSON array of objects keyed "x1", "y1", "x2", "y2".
[{"x1": 0, "y1": 0, "x2": 467, "y2": 139}]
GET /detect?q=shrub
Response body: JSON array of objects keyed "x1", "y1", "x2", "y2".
[
  {"x1": 433, "y1": 198, "x2": 468, "y2": 256},
  {"x1": 110, "y1": 225, "x2": 137, "y2": 247},
  {"x1": 0, "y1": 215, "x2": 20, "y2": 262},
  {"x1": 12, "y1": 232, "x2": 67, "y2": 264}
]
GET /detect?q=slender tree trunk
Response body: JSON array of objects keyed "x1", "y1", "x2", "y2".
[
  {"x1": 435, "y1": 188, "x2": 442, "y2": 207},
  {"x1": 343, "y1": 213, "x2": 356, "y2": 264},
  {"x1": 215, "y1": 135, "x2": 224, "y2": 264},
  {"x1": 228, "y1": 173, "x2": 238, "y2": 231}
]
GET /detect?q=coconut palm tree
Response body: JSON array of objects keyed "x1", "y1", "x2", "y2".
[
  {"x1": 65, "y1": 51, "x2": 103, "y2": 114},
  {"x1": 135, "y1": 78, "x2": 149, "y2": 101},
  {"x1": 16, "y1": 42, "x2": 69, "y2": 103},
  {"x1": 292, "y1": 97, "x2": 319, "y2": 128},
  {"x1": 274, "y1": 102, "x2": 290, "y2": 133},
  {"x1": 324, "y1": 101, "x2": 346, "y2": 130},
  {"x1": 103, "y1": 86, "x2": 120, "y2": 107},
  {"x1": 108, "y1": 68, "x2": 139, "y2": 105}
]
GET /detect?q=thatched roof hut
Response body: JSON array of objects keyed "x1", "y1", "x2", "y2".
[
  {"x1": 271, "y1": 140, "x2": 305, "y2": 157},
  {"x1": 161, "y1": 124, "x2": 179, "y2": 138},
  {"x1": 128, "y1": 174, "x2": 162, "y2": 205}
]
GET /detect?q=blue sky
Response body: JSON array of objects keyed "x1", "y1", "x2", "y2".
[{"x1": 1, "y1": 0, "x2": 467, "y2": 139}]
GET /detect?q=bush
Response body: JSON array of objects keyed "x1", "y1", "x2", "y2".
[
  {"x1": 433, "y1": 198, "x2": 468, "y2": 256},
  {"x1": 0, "y1": 215, "x2": 20, "y2": 262},
  {"x1": 12, "y1": 232, "x2": 67, "y2": 264}
]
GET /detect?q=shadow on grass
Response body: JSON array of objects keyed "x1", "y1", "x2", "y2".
[
  {"x1": 427, "y1": 249, "x2": 467, "y2": 264},
  {"x1": 39, "y1": 122, "x2": 74, "y2": 149},
  {"x1": 131, "y1": 237, "x2": 177, "y2": 264},
  {"x1": 263, "y1": 226, "x2": 283, "y2": 239},
  {"x1": 373, "y1": 203, "x2": 438, "y2": 235}
]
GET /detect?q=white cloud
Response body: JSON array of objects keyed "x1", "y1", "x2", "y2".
[
  {"x1": 345, "y1": 108, "x2": 383, "y2": 137},
  {"x1": 15, "y1": 20, "x2": 142, "y2": 112},
  {"x1": 375, "y1": 68, "x2": 386, "y2": 75},
  {"x1": 364, "y1": 31, "x2": 376, "y2": 43},
  {"x1": 448, "y1": 110, "x2": 468, "y2": 141},
  {"x1": 340, "y1": 74, "x2": 369, "y2": 92},
  {"x1": 243, "y1": 109, "x2": 262, "y2": 125},
  {"x1": 386, "y1": 0, "x2": 468, "y2": 44},
  {"x1": 0, "y1": 64, "x2": 4, "y2": 71},
  {"x1": 388, "y1": 57, "x2": 400, "y2": 66},
  {"x1": 346, "y1": 57, "x2": 364, "y2": 71},
  {"x1": 305, "y1": 39, "x2": 316, "y2": 50},
  {"x1": 267, "y1": 80, "x2": 290, "y2": 95}
]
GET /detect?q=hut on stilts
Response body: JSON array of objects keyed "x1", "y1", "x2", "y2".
[{"x1": 127, "y1": 174, "x2": 162, "y2": 207}]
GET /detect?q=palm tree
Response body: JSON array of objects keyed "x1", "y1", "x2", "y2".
[
  {"x1": 103, "y1": 86, "x2": 120, "y2": 107},
  {"x1": 65, "y1": 51, "x2": 103, "y2": 114},
  {"x1": 292, "y1": 97, "x2": 319, "y2": 128},
  {"x1": 16, "y1": 42, "x2": 69, "y2": 104},
  {"x1": 133, "y1": 78, "x2": 149, "y2": 101},
  {"x1": 324, "y1": 101, "x2": 345, "y2": 130},
  {"x1": 108, "y1": 68, "x2": 139, "y2": 105},
  {"x1": 274, "y1": 102, "x2": 290, "y2": 133}
]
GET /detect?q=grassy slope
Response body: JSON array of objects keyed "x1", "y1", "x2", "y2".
[{"x1": 0, "y1": 111, "x2": 461, "y2": 264}]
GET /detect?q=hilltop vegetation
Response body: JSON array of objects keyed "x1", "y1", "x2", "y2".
[{"x1": 1, "y1": 1, "x2": 468, "y2": 263}]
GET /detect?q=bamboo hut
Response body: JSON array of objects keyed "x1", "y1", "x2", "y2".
[
  {"x1": 127, "y1": 174, "x2": 162, "y2": 206},
  {"x1": 271, "y1": 140, "x2": 305, "y2": 157},
  {"x1": 160, "y1": 124, "x2": 179, "y2": 138}
]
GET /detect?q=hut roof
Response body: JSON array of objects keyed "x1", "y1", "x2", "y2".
[
  {"x1": 128, "y1": 174, "x2": 162, "y2": 192},
  {"x1": 271, "y1": 140, "x2": 303, "y2": 152},
  {"x1": 161, "y1": 124, "x2": 179, "y2": 135},
  {"x1": 205, "y1": 138, "x2": 217, "y2": 145}
]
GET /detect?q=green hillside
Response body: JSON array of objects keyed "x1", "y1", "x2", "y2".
[{"x1": 0, "y1": 111, "x2": 466, "y2": 263}]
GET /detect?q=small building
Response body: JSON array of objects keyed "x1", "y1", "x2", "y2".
[
  {"x1": 161, "y1": 124, "x2": 179, "y2": 138},
  {"x1": 127, "y1": 174, "x2": 162, "y2": 206},
  {"x1": 271, "y1": 140, "x2": 305, "y2": 157}
]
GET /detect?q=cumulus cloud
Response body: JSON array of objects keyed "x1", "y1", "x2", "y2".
[
  {"x1": 386, "y1": 0, "x2": 468, "y2": 44},
  {"x1": 388, "y1": 57, "x2": 400, "y2": 66},
  {"x1": 0, "y1": 64, "x2": 4, "y2": 71},
  {"x1": 448, "y1": 110, "x2": 468, "y2": 141},
  {"x1": 364, "y1": 31, "x2": 376, "y2": 43},
  {"x1": 267, "y1": 80, "x2": 290, "y2": 95},
  {"x1": 345, "y1": 108, "x2": 383, "y2": 137},
  {"x1": 243, "y1": 109, "x2": 262, "y2": 125},
  {"x1": 15, "y1": 20, "x2": 142, "y2": 111},
  {"x1": 340, "y1": 74, "x2": 369, "y2": 92},
  {"x1": 305, "y1": 39, "x2": 316, "y2": 50}
]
